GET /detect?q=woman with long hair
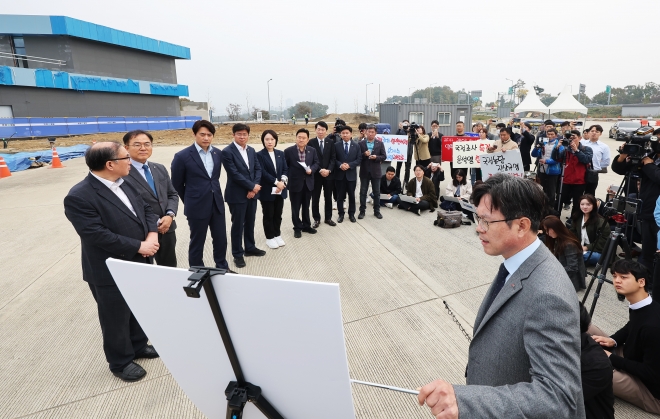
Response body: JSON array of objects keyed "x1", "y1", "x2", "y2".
[
  {"x1": 256, "y1": 130, "x2": 288, "y2": 249},
  {"x1": 541, "y1": 215, "x2": 586, "y2": 291},
  {"x1": 445, "y1": 169, "x2": 472, "y2": 201},
  {"x1": 568, "y1": 194, "x2": 611, "y2": 266},
  {"x1": 413, "y1": 125, "x2": 431, "y2": 169}
]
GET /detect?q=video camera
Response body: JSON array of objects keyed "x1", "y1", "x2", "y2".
[
  {"x1": 621, "y1": 126, "x2": 660, "y2": 166},
  {"x1": 561, "y1": 132, "x2": 571, "y2": 146},
  {"x1": 407, "y1": 123, "x2": 420, "y2": 140}
]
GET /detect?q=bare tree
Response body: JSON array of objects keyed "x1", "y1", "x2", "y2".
[{"x1": 226, "y1": 103, "x2": 242, "y2": 121}]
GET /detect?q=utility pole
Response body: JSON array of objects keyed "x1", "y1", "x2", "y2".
[
  {"x1": 366, "y1": 83, "x2": 373, "y2": 114},
  {"x1": 267, "y1": 78, "x2": 272, "y2": 120}
]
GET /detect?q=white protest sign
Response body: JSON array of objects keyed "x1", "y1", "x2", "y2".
[
  {"x1": 479, "y1": 150, "x2": 524, "y2": 178},
  {"x1": 376, "y1": 135, "x2": 408, "y2": 162},
  {"x1": 452, "y1": 140, "x2": 491, "y2": 168}
]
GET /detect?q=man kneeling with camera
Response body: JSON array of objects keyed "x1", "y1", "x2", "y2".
[{"x1": 589, "y1": 259, "x2": 660, "y2": 414}]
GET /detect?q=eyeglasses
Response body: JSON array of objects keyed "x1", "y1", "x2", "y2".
[
  {"x1": 110, "y1": 156, "x2": 131, "y2": 162},
  {"x1": 474, "y1": 215, "x2": 516, "y2": 231},
  {"x1": 129, "y1": 142, "x2": 152, "y2": 149}
]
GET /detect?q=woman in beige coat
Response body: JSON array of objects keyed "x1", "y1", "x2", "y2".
[{"x1": 413, "y1": 125, "x2": 431, "y2": 168}]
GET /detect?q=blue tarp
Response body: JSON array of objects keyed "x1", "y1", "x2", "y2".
[
  {"x1": 0, "y1": 66, "x2": 13, "y2": 85},
  {"x1": 3, "y1": 144, "x2": 90, "y2": 172}
]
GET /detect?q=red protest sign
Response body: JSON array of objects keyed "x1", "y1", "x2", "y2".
[{"x1": 441, "y1": 136, "x2": 481, "y2": 162}]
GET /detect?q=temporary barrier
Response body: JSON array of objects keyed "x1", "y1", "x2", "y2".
[
  {"x1": 3, "y1": 144, "x2": 89, "y2": 172},
  {"x1": 0, "y1": 116, "x2": 200, "y2": 138}
]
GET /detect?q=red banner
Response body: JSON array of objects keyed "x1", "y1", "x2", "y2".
[{"x1": 441, "y1": 136, "x2": 481, "y2": 162}]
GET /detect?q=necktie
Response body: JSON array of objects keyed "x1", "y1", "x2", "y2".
[
  {"x1": 320, "y1": 140, "x2": 324, "y2": 154},
  {"x1": 345, "y1": 142, "x2": 349, "y2": 155},
  {"x1": 143, "y1": 164, "x2": 158, "y2": 198},
  {"x1": 483, "y1": 263, "x2": 509, "y2": 314}
]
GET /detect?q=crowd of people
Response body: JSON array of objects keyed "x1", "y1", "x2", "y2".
[{"x1": 62, "y1": 117, "x2": 660, "y2": 418}]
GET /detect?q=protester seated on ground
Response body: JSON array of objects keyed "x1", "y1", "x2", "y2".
[
  {"x1": 397, "y1": 165, "x2": 437, "y2": 215},
  {"x1": 487, "y1": 127, "x2": 519, "y2": 153},
  {"x1": 579, "y1": 302, "x2": 615, "y2": 419},
  {"x1": 568, "y1": 194, "x2": 612, "y2": 266},
  {"x1": 372, "y1": 166, "x2": 401, "y2": 209},
  {"x1": 589, "y1": 260, "x2": 660, "y2": 414},
  {"x1": 541, "y1": 215, "x2": 587, "y2": 291},
  {"x1": 439, "y1": 169, "x2": 475, "y2": 222}
]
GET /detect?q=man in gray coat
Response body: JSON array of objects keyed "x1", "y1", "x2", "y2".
[{"x1": 418, "y1": 174, "x2": 585, "y2": 418}]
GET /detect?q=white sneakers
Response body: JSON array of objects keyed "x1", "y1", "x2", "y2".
[
  {"x1": 266, "y1": 239, "x2": 279, "y2": 249},
  {"x1": 385, "y1": 203, "x2": 393, "y2": 209},
  {"x1": 275, "y1": 236, "x2": 285, "y2": 246}
]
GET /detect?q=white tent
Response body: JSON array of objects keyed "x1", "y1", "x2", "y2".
[
  {"x1": 514, "y1": 86, "x2": 549, "y2": 114},
  {"x1": 548, "y1": 85, "x2": 588, "y2": 114}
]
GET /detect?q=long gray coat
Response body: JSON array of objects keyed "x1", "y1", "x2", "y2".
[{"x1": 454, "y1": 243, "x2": 586, "y2": 418}]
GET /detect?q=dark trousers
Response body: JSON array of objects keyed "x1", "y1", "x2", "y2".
[
  {"x1": 154, "y1": 231, "x2": 177, "y2": 267},
  {"x1": 187, "y1": 204, "x2": 229, "y2": 269},
  {"x1": 640, "y1": 220, "x2": 659, "y2": 293},
  {"x1": 336, "y1": 179, "x2": 357, "y2": 216},
  {"x1": 88, "y1": 283, "x2": 148, "y2": 372},
  {"x1": 538, "y1": 173, "x2": 559, "y2": 209},
  {"x1": 359, "y1": 175, "x2": 381, "y2": 214},
  {"x1": 584, "y1": 178, "x2": 598, "y2": 197},
  {"x1": 261, "y1": 197, "x2": 284, "y2": 239},
  {"x1": 312, "y1": 174, "x2": 334, "y2": 222},
  {"x1": 561, "y1": 183, "x2": 586, "y2": 211},
  {"x1": 416, "y1": 159, "x2": 431, "y2": 170},
  {"x1": 227, "y1": 200, "x2": 258, "y2": 257},
  {"x1": 397, "y1": 199, "x2": 430, "y2": 212},
  {"x1": 289, "y1": 187, "x2": 313, "y2": 231},
  {"x1": 396, "y1": 161, "x2": 412, "y2": 189}
]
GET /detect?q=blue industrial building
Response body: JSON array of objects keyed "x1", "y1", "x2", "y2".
[{"x1": 0, "y1": 15, "x2": 191, "y2": 119}]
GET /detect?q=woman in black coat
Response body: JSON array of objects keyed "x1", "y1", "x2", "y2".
[
  {"x1": 541, "y1": 215, "x2": 586, "y2": 291},
  {"x1": 256, "y1": 130, "x2": 288, "y2": 249}
]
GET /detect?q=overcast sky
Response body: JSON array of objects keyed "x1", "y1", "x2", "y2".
[{"x1": 8, "y1": 0, "x2": 660, "y2": 114}]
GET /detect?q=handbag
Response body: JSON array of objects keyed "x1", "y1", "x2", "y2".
[
  {"x1": 435, "y1": 209, "x2": 463, "y2": 228},
  {"x1": 585, "y1": 163, "x2": 599, "y2": 184}
]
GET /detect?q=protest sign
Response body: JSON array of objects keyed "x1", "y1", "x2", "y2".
[
  {"x1": 452, "y1": 140, "x2": 491, "y2": 168},
  {"x1": 376, "y1": 135, "x2": 408, "y2": 162},
  {"x1": 441, "y1": 136, "x2": 481, "y2": 162},
  {"x1": 479, "y1": 150, "x2": 524, "y2": 178}
]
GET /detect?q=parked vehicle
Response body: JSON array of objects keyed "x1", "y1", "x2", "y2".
[{"x1": 609, "y1": 121, "x2": 642, "y2": 140}]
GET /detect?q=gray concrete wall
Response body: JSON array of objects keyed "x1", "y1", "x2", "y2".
[
  {"x1": 0, "y1": 35, "x2": 15, "y2": 67},
  {"x1": 23, "y1": 36, "x2": 177, "y2": 84},
  {"x1": 0, "y1": 85, "x2": 180, "y2": 117},
  {"x1": 622, "y1": 104, "x2": 660, "y2": 118}
]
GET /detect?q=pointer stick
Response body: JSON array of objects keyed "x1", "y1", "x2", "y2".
[{"x1": 350, "y1": 379, "x2": 419, "y2": 395}]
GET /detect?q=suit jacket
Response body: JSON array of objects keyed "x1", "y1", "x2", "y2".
[
  {"x1": 222, "y1": 143, "x2": 262, "y2": 204},
  {"x1": 123, "y1": 161, "x2": 179, "y2": 232},
  {"x1": 171, "y1": 144, "x2": 225, "y2": 219},
  {"x1": 334, "y1": 140, "x2": 361, "y2": 182},
  {"x1": 283, "y1": 145, "x2": 319, "y2": 192},
  {"x1": 405, "y1": 177, "x2": 437, "y2": 210},
  {"x1": 64, "y1": 174, "x2": 158, "y2": 286},
  {"x1": 358, "y1": 139, "x2": 387, "y2": 179},
  {"x1": 256, "y1": 148, "x2": 288, "y2": 201},
  {"x1": 380, "y1": 176, "x2": 402, "y2": 195},
  {"x1": 309, "y1": 137, "x2": 336, "y2": 179},
  {"x1": 453, "y1": 243, "x2": 586, "y2": 418}
]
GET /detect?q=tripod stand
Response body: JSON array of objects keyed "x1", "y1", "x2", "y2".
[
  {"x1": 184, "y1": 267, "x2": 285, "y2": 419},
  {"x1": 581, "y1": 218, "x2": 631, "y2": 317}
]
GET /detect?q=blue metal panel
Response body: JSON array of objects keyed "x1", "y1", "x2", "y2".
[
  {"x1": 53, "y1": 71, "x2": 69, "y2": 89},
  {"x1": 0, "y1": 15, "x2": 53, "y2": 34},
  {"x1": 0, "y1": 66, "x2": 14, "y2": 85},
  {"x1": 70, "y1": 75, "x2": 140, "y2": 94},
  {"x1": 49, "y1": 16, "x2": 66, "y2": 34},
  {"x1": 66, "y1": 117, "x2": 99, "y2": 135},
  {"x1": 11, "y1": 67, "x2": 36, "y2": 86},
  {"x1": 29, "y1": 117, "x2": 68, "y2": 136},
  {"x1": 0, "y1": 118, "x2": 17, "y2": 138},
  {"x1": 184, "y1": 116, "x2": 201, "y2": 128},
  {"x1": 12, "y1": 118, "x2": 32, "y2": 137},
  {"x1": 147, "y1": 117, "x2": 169, "y2": 131},
  {"x1": 125, "y1": 117, "x2": 149, "y2": 131},
  {"x1": 97, "y1": 117, "x2": 127, "y2": 133},
  {"x1": 35, "y1": 69, "x2": 54, "y2": 88},
  {"x1": 167, "y1": 116, "x2": 186, "y2": 130},
  {"x1": 150, "y1": 83, "x2": 189, "y2": 97}
]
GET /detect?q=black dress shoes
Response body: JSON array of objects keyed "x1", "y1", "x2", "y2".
[
  {"x1": 324, "y1": 219, "x2": 337, "y2": 226},
  {"x1": 349, "y1": 215, "x2": 357, "y2": 223},
  {"x1": 337, "y1": 215, "x2": 344, "y2": 223},
  {"x1": 245, "y1": 248, "x2": 266, "y2": 257},
  {"x1": 113, "y1": 362, "x2": 146, "y2": 382},
  {"x1": 312, "y1": 220, "x2": 320, "y2": 229},
  {"x1": 135, "y1": 345, "x2": 159, "y2": 359},
  {"x1": 302, "y1": 227, "x2": 317, "y2": 234},
  {"x1": 374, "y1": 213, "x2": 383, "y2": 219},
  {"x1": 358, "y1": 212, "x2": 365, "y2": 219},
  {"x1": 294, "y1": 230, "x2": 302, "y2": 238},
  {"x1": 234, "y1": 257, "x2": 246, "y2": 268}
]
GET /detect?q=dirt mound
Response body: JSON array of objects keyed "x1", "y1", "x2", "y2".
[{"x1": 312, "y1": 113, "x2": 379, "y2": 126}]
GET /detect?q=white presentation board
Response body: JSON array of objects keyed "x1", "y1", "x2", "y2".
[{"x1": 106, "y1": 259, "x2": 355, "y2": 419}]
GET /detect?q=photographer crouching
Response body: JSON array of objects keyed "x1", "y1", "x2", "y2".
[{"x1": 611, "y1": 127, "x2": 660, "y2": 294}]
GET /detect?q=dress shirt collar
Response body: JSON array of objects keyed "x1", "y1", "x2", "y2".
[
  {"x1": 90, "y1": 171, "x2": 124, "y2": 190},
  {"x1": 194, "y1": 142, "x2": 213, "y2": 154},
  {"x1": 233, "y1": 141, "x2": 247, "y2": 151},
  {"x1": 502, "y1": 238, "x2": 541, "y2": 284},
  {"x1": 130, "y1": 159, "x2": 149, "y2": 171},
  {"x1": 629, "y1": 295, "x2": 652, "y2": 310}
]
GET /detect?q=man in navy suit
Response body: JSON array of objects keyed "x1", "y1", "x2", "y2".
[
  {"x1": 358, "y1": 124, "x2": 387, "y2": 219},
  {"x1": 64, "y1": 142, "x2": 160, "y2": 382},
  {"x1": 309, "y1": 121, "x2": 337, "y2": 228},
  {"x1": 283, "y1": 128, "x2": 320, "y2": 238},
  {"x1": 222, "y1": 123, "x2": 265, "y2": 268},
  {"x1": 334, "y1": 126, "x2": 361, "y2": 223},
  {"x1": 171, "y1": 120, "x2": 230, "y2": 271}
]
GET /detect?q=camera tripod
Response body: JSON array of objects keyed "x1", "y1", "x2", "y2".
[{"x1": 581, "y1": 218, "x2": 631, "y2": 317}]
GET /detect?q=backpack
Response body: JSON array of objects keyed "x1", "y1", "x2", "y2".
[{"x1": 435, "y1": 209, "x2": 463, "y2": 228}]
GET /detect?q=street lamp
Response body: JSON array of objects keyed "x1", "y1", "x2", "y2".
[
  {"x1": 267, "y1": 78, "x2": 273, "y2": 120},
  {"x1": 408, "y1": 87, "x2": 416, "y2": 104},
  {"x1": 366, "y1": 83, "x2": 373, "y2": 114}
]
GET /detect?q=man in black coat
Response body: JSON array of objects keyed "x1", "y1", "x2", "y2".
[
  {"x1": 64, "y1": 142, "x2": 160, "y2": 382},
  {"x1": 334, "y1": 126, "x2": 361, "y2": 223},
  {"x1": 309, "y1": 121, "x2": 336, "y2": 228},
  {"x1": 284, "y1": 128, "x2": 320, "y2": 238},
  {"x1": 122, "y1": 130, "x2": 179, "y2": 267},
  {"x1": 519, "y1": 122, "x2": 536, "y2": 172},
  {"x1": 358, "y1": 124, "x2": 387, "y2": 219}
]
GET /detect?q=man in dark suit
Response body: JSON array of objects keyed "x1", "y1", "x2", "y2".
[
  {"x1": 334, "y1": 126, "x2": 361, "y2": 223},
  {"x1": 283, "y1": 128, "x2": 320, "y2": 238},
  {"x1": 171, "y1": 120, "x2": 230, "y2": 270},
  {"x1": 64, "y1": 142, "x2": 160, "y2": 382},
  {"x1": 222, "y1": 123, "x2": 265, "y2": 268},
  {"x1": 358, "y1": 124, "x2": 387, "y2": 219},
  {"x1": 309, "y1": 121, "x2": 337, "y2": 228},
  {"x1": 418, "y1": 175, "x2": 585, "y2": 419},
  {"x1": 122, "y1": 130, "x2": 179, "y2": 267}
]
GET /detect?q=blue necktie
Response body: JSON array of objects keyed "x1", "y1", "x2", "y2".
[
  {"x1": 320, "y1": 140, "x2": 324, "y2": 154},
  {"x1": 143, "y1": 164, "x2": 158, "y2": 198},
  {"x1": 345, "y1": 142, "x2": 349, "y2": 156},
  {"x1": 483, "y1": 263, "x2": 508, "y2": 314}
]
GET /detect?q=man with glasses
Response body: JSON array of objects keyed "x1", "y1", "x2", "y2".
[
  {"x1": 64, "y1": 142, "x2": 161, "y2": 382},
  {"x1": 418, "y1": 174, "x2": 585, "y2": 418},
  {"x1": 123, "y1": 130, "x2": 179, "y2": 267},
  {"x1": 560, "y1": 130, "x2": 593, "y2": 211},
  {"x1": 580, "y1": 124, "x2": 611, "y2": 196}
]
